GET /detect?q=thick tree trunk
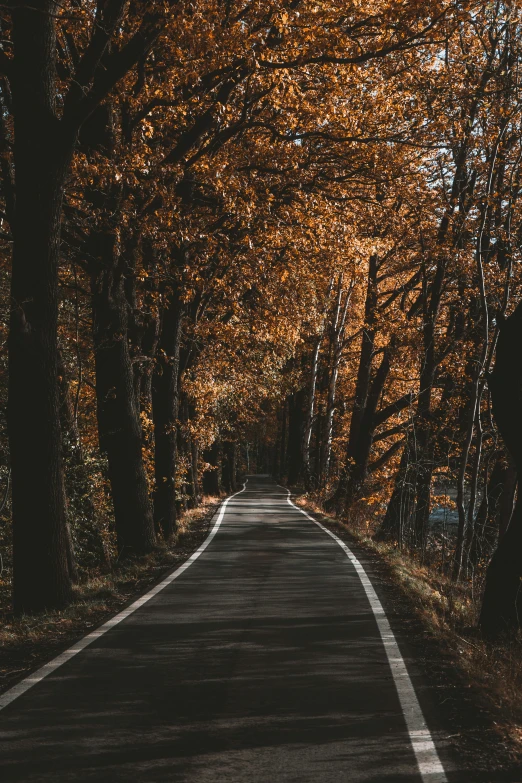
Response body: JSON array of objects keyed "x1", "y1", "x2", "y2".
[
  {"x1": 151, "y1": 288, "x2": 184, "y2": 539},
  {"x1": 480, "y1": 303, "x2": 522, "y2": 638},
  {"x1": 8, "y1": 3, "x2": 76, "y2": 612},
  {"x1": 90, "y1": 231, "x2": 156, "y2": 556}
]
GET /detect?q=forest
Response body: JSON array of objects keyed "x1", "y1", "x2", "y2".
[{"x1": 2, "y1": 0, "x2": 522, "y2": 650}]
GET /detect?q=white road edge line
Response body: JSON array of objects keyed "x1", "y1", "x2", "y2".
[
  {"x1": 0, "y1": 483, "x2": 247, "y2": 713},
  {"x1": 280, "y1": 485, "x2": 448, "y2": 783}
]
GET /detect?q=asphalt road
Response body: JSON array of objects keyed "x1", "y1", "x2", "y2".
[{"x1": 0, "y1": 476, "x2": 448, "y2": 782}]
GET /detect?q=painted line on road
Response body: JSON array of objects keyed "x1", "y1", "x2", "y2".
[
  {"x1": 280, "y1": 486, "x2": 448, "y2": 783},
  {"x1": 0, "y1": 484, "x2": 246, "y2": 713}
]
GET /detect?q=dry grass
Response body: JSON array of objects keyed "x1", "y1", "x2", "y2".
[
  {"x1": 0, "y1": 496, "x2": 221, "y2": 692},
  {"x1": 295, "y1": 492, "x2": 522, "y2": 753}
]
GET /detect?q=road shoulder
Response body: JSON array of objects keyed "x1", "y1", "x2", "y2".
[{"x1": 295, "y1": 500, "x2": 522, "y2": 783}]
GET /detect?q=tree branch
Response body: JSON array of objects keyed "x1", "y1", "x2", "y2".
[
  {"x1": 162, "y1": 72, "x2": 247, "y2": 165},
  {"x1": 64, "y1": 0, "x2": 128, "y2": 110},
  {"x1": 373, "y1": 392, "x2": 413, "y2": 428},
  {"x1": 63, "y1": 11, "x2": 166, "y2": 128},
  {"x1": 369, "y1": 438, "x2": 405, "y2": 473}
]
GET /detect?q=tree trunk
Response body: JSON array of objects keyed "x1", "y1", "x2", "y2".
[
  {"x1": 57, "y1": 347, "x2": 110, "y2": 572},
  {"x1": 222, "y1": 441, "x2": 238, "y2": 494},
  {"x1": 279, "y1": 401, "x2": 287, "y2": 481},
  {"x1": 412, "y1": 264, "x2": 444, "y2": 551},
  {"x1": 412, "y1": 432, "x2": 434, "y2": 552},
  {"x1": 190, "y1": 437, "x2": 201, "y2": 505},
  {"x1": 151, "y1": 287, "x2": 184, "y2": 539},
  {"x1": 480, "y1": 303, "x2": 522, "y2": 638},
  {"x1": 375, "y1": 440, "x2": 416, "y2": 546},
  {"x1": 125, "y1": 236, "x2": 159, "y2": 413},
  {"x1": 90, "y1": 231, "x2": 156, "y2": 556},
  {"x1": 287, "y1": 390, "x2": 305, "y2": 485},
  {"x1": 9, "y1": 3, "x2": 76, "y2": 612},
  {"x1": 343, "y1": 347, "x2": 392, "y2": 507},
  {"x1": 302, "y1": 336, "x2": 322, "y2": 490},
  {"x1": 272, "y1": 409, "x2": 282, "y2": 479},
  {"x1": 203, "y1": 441, "x2": 222, "y2": 496},
  {"x1": 328, "y1": 255, "x2": 378, "y2": 511},
  {"x1": 321, "y1": 345, "x2": 341, "y2": 488},
  {"x1": 314, "y1": 410, "x2": 325, "y2": 487},
  {"x1": 468, "y1": 453, "x2": 516, "y2": 567}
]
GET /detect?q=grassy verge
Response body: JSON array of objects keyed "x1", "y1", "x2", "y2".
[
  {"x1": 0, "y1": 496, "x2": 221, "y2": 694},
  {"x1": 294, "y1": 492, "x2": 522, "y2": 757}
]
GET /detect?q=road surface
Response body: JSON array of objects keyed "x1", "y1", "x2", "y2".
[{"x1": 0, "y1": 476, "x2": 448, "y2": 782}]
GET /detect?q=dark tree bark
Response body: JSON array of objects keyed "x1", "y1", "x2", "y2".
[
  {"x1": 272, "y1": 409, "x2": 282, "y2": 479},
  {"x1": 328, "y1": 255, "x2": 378, "y2": 511},
  {"x1": 190, "y1": 436, "x2": 201, "y2": 506},
  {"x1": 287, "y1": 389, "x2": 305, "y2": 485},
  {"x1": 320, "y1": 292, "x2": 349, "y2": 487},
  {"x1": 8, "y1": 3, "x2": 76, "y2": 612},
  {"x1": 202, "y1": 441, "x2": 222, "y2": 495},
  {"x1": 375, "y1": 440, "x2": 416, "y2": 545},
  {"x1": 412, "y1": 258, "x2": 446, "y2": 550},
  {"x1": 480, "y1": 303, "x2": 522, "y2": 638},
  {"x1": 222, "y1": 441, "x2": 238, "y2": 494},
  {"x1": 279, "y1": 401, "x2": 287, "y2": 480},
  {"x1": 90, "y1": 230, "x2": 156, "y2": 556},
  {"x1": 302, "y1": 334, "x2": 322, "y2": 490},
  {"x1": 342, "y1": 346, "x2": 392, "y2": 506},
  {"x1": 151, "y1": 287, "x2": 184, "y2": 539},
  {"x1": 314, "y1": 408, "x2": 325, "y2": 487},
  {"x1": 467, "y1": 452, "x2": 516, "y2": 567}
]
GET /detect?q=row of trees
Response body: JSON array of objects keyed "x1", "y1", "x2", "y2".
[
  {"x1": 1, "y1": 0, "x2": 522, "y2": 639},
  {"x1": 264, "y1": 0, "x2": 522, "y2": 639}
]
